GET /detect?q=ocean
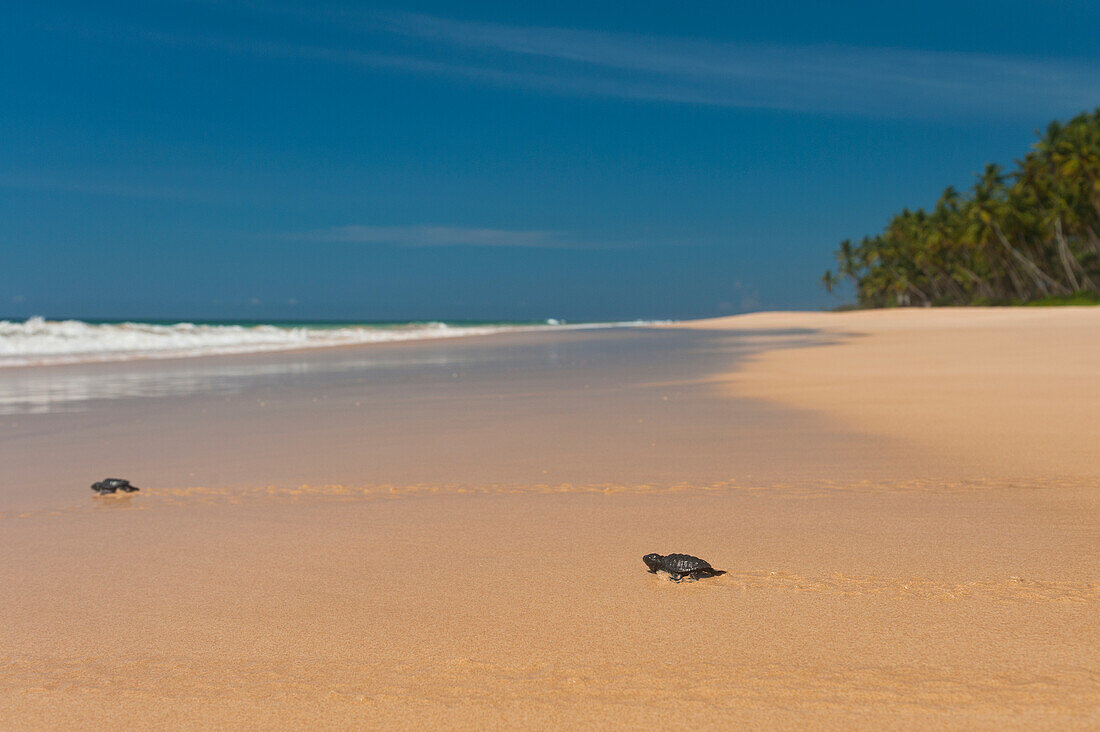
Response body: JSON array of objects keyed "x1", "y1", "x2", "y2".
[{"x1": 0, "y1": 316, "x2": 657, "y2": 368}]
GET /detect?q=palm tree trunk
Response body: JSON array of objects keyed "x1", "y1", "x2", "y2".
[
  {"x1": 1054, "y1": 218, "x2": 1082, "y2": 292},
  {"x1": 932, "y1": 264, "x2": 966, "y2": 303},
  {"x1": 991, "y1": 222, "x2": 1067, "y2": 295},
  {"x1": 1002, "y1": 260, "x2": 1030, "y2": 300},
  {"x1": 1086, "y1": 225, "x2": 1100, "y2": 257}
]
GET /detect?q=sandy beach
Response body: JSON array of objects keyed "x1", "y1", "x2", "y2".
[{"x1": 1, "y1": 309, "x2": 1097, "y2": 728}]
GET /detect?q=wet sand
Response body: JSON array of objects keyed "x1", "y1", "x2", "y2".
[{"x1": 1, "y1": 314, "x2": 1098, "y2": 728}]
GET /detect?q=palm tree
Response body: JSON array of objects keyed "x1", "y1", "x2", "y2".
[{"x1": 826, "y1": 108, "x2": 1100, "y2": 307}]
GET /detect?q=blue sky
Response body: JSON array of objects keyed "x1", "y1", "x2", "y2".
[{"x1": 3, "y1": 1, "x2": 1099, "y2": 321}]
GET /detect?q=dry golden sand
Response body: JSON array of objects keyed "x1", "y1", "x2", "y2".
[
  {"x1": 2, "y1": 310, "x2": 1099, "y2": 729},
  {"x1": 681, "y1": 307, "x2": 1100, "y2": 481}
]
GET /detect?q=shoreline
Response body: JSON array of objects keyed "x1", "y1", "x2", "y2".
[
  {"x1": 4, "y1": 304, "x2": 1093, "y2": 372},
  {"x1": 0, "y1": 318, "x2": 667, "y2": 370}
]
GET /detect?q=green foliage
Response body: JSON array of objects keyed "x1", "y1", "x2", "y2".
[
  {"x1": 1019, "y1": 292, "x2": 1100, "y2": 307},
  {"x1": 824, "y1": 109, "x2": 1100, "y2": 307}
]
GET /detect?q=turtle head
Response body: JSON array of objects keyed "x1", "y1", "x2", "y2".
[{"x1": 642, "y1": 554, "x2": 663, "y2": 572}]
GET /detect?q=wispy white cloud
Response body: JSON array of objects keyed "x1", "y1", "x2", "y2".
[
  {"x1": 368, "y1": 13, "x2": 1100, "y2": 116},
  {"x1": 104, "y1": 8, "x2": 1100, "y2": 118},
  {"x1": 294, "y1": 224, "x2": 593, "y2": 248}
]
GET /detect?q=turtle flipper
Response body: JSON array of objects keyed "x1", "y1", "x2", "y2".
[{"x1": 688, "y1": 568, "x2": 726, "y2": 580}]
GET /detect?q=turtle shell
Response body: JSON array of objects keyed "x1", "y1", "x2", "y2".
[
  {"x1": 91, "y1": 478, "x2": 138, "y2": 494},
  {"x1": 662, "y1": 554, "x2": 712, "y2": 573}
]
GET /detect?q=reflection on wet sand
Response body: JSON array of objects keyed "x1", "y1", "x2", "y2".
[{"x1": 0, "y1": 353, "x2": 467, "y2": 415}]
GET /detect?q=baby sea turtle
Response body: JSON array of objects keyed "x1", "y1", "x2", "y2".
[
  {"x1": 643, "y1": 553, "x2": 726, "y2": 582},
  {"x1": 91, "y1": 478, "x2": 139, "y2": 495}
]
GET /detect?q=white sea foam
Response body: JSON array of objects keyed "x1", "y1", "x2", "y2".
[{"x1": 0, "y1": 316, "x2": 657, "y2": 368}]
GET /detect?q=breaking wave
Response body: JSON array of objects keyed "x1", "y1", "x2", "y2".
[{"x1": 0, "y1": 317, "x2": 655, "y2": 367}]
